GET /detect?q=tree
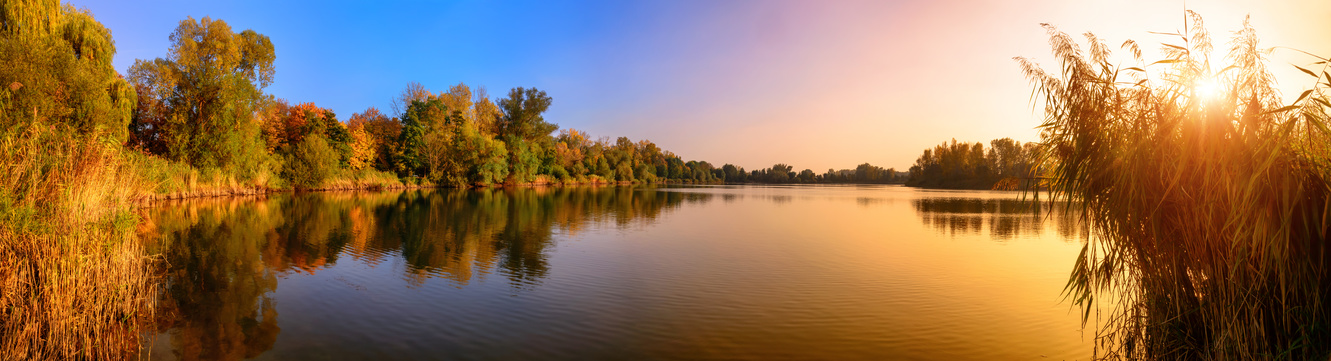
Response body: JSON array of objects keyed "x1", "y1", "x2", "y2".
[
  {"x1": 283, "y1": 134, "x2": 339, "y2": 189},
  {"x1": 127, "y1": 16, "x2": 274, "y2": 175},
  {"x1": 1, "y1": 1, "x2": 135, "y2": 142},
  {"x1": 496, "y1": 87, "x2": 556, "y2": 142},
  {"x1": 346, "y1": 126, "x2": 376, "y2": 171},
  {"x1": 347, "y1": 106, "x2": 400, "y2": 171},
  {"x1": 797, "y1": 169, "x2": 816, "y2": 183},
  {"x1": 504, "y1": 135, "x2": 541, "y2": 184},
  {"x1": 767, "y1": 164, "x2": 792, "y2": 183}
]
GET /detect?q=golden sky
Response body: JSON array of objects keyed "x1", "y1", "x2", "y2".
[{"x1": 574, "y1": 0, "x2": 1331, "y2": 171}]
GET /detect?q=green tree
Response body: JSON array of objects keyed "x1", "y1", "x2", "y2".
[
  {"x1": 0, "y1": 1, "x2": 135, "y2": 141},
  {"x1": 496, "y1": 87, "x2": 556, "y2": 142},
  {"x1": 283, "y1": 134, "x2": 339, "y2": 189},
  {"x1": 504, "y1": 135, "x2": 540, "y2": 184},
  {"x1": 127, "y1": 16, "x2": 275, "y2": 175}
]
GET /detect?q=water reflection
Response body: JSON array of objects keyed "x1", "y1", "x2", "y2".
[
  {"x1": 912, "y1": 197, "x2": 1085, "y2": 240},
  {"x1": 140, "y1": 186, "x2": 713, "y2": 361},
  {"x1": 144, "y1": 197, "x2": 282, "y2": 360}
]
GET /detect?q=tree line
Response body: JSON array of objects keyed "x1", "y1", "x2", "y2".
[
  {"x1": 4, "y1": 9, "x2": 911, "y2": 192},
  {"x1": 906, "y1": 138, "x2": 1042, "y2": 189},
  {"x1": 114, "y1": 16, "x2": 913, "y2": 189}
]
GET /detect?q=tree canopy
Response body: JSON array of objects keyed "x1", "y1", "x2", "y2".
[{"x1": 127, "y1": 16, "x2": 275, "y2": 174}]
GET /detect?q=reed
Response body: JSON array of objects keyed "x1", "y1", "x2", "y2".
[
  {"x1": 1018, "y1": 12, "x2": 1331, "y2": 360},
  {"x1": 0, "y1": 122, "x2": 157, "y2": 360}
]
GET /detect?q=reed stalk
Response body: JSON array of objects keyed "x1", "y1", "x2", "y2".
[
  {"x1": 0, "y1": 122, "x2": 157, "y2": 360},
  {"x1": 1018, "y1": 11, "x2": 1331, "y2": 360}
]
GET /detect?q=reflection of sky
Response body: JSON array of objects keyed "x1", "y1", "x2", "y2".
[
  {"x1": 143, "y1": 185, "x2": 1092, "y2": 360},
  {"x1": 75, "y1": 0, "x2": 1331, "y2": 171}
]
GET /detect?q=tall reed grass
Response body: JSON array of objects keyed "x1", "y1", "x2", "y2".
[
  {"x1": 0, "y1": 122, "x2": 157, "y2": 360},
  {"x1": 1018, "y1": 12, "x2": 1331, "y2": 360}
]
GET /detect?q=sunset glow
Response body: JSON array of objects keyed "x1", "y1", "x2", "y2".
[
  {"x1": 5, "y1": 0, "x2": 1331, "y2": 359},
  {"x1": 69, "y1": 0, "x2": 1331, "y2": 171}
]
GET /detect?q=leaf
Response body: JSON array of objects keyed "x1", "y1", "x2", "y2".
[
  {"x1": 1263, "y1": 105, "x2": 1300, "y2": 115},
  {"x1": 1294, "y1": 64, "x2": 1318, "y2": 78},
  {"x1": 1164, "y1": 44, "x2": 1187, "y2": 51},
  {"x1": 1314, "y1": 97, "x2": 1331, "y2": 108},
  {"x1": 1153, "y1": 59, "x2": 1183, "y2": 65},
  {"x1": 1294, "y1": 89, "x2": 1314, "y2": 104},
  {"x1": 1125, "y1": 67, "x2": 1146, "y2": 72}
]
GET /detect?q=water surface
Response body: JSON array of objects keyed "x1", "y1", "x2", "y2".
[{"x1": 140, "y1": 185, "x2": 1089, "y2": 360}]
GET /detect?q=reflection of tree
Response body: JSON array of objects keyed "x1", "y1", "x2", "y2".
[
  {"x1": 145, "y1": 199, "x2": 283, "y2": 361},
  {"x1": 912, "y1": 197, "x2": 1083, "y2": 240},
  {"x1": 266, "y1": 193, "x2": 357, "y2": 274},
  {"x1": 141, "y1": 186, "x2": 717, "y2": 358},
  {"x1": 371, "y1": 187, "x2": 714, "y2": 287}
]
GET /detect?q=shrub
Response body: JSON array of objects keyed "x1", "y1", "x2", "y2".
[{"x1": 283, "y1": 134, "x2": 340, "y2": 189}]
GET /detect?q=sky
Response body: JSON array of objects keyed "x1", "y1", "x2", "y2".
[{"x1": 76, "y1": 0, "x2": 1331, "y2": 172}]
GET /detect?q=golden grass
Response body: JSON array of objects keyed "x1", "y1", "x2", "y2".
[
  {"x1": 1018, "y1": 12, "x2": 1331, "y2": 360},
  {"x1": 126, "y1": 151, "x2": 279, "y2": 201},
  {"x1": 0, "y1": 122, "x2": 157, "y2": 360},
  {"x1": 314, "y1": 168, "x2": 407, "y2": 191}
]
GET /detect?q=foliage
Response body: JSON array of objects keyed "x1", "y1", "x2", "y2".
[
  {"x1": 283, "y1": 134, "x2": 340, "y2": 189},
  {"x1": 127, "y1": 16, "x2": 274, "y2": 177},
  {"x1": 0, "y1": 0, "x2": 135, "y2": 143},
  {"x1": 347, "y1": 106, "x2": 401, "y2": 171},
  {"x1": 1018, "y1": 12, "x2": 1331, "y2": 359},
  {"x1": 906, "y1": 138, "x2": 1037, "y2": 189},
  {"x1": 504, "y1": 135, "x2": 540, "y2": 184},
  {"x1": 496, "y1": 87, "x2": 556, "y2": 141}
]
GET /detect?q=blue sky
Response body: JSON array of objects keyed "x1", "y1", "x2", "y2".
[{"x1": 76, "y1": 0, "x2": 1331, "y2": 171}]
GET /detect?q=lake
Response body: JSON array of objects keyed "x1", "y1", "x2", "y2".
[{"x1": 138, "y1": 185, "x2": 1090, "y2": 360}]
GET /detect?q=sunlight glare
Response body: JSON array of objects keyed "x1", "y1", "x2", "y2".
[{"x1": 1195, "y1": 78, "x2": 1219, "y2": 100}]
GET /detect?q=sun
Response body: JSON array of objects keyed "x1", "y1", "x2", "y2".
[{"x1": 1194, "y1": 78, "x2": 1220, "y2": 100}]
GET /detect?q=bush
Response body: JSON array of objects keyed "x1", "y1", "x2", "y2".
[{"x1": 283, "y1": 134, "x2": 340, "y2": 189}]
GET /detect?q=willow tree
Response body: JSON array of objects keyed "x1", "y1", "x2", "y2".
[
  {"x1": 1018, "y1": 12, "x2": 1331, "y2": 359},
  {"x1": 0, "y1": 0, "x2": 135, "y2": 141},
  {"x1": 128, "y1": 16, "x2": 275, "y2": 175}
]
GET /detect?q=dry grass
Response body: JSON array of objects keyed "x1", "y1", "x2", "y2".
[
  {"x1": 127, "y1": 151, "x2": 280, "y2": 201},
  {"x1": 1018, "y1": 12, "x2": 1331, "y2": 360},
  {"x1": 315, "y1": 169, "x2": 406, "y2": 191},
  {"x1": 0, "y1": 122, "x2": 157, "y2": 360}
]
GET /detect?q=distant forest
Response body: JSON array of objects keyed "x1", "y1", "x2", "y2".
[{"x1": 905, "y1": 138, "x2": 1041, "y2": 189}]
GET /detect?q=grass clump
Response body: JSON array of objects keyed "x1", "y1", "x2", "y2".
[
  {"x1": 0, "y1": 123, "x2": 156, "y2": 360},
  {"x1": 1018, "y1": 12, "x2": 1331, "y2": 360}
]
